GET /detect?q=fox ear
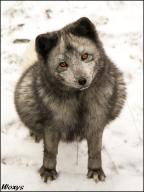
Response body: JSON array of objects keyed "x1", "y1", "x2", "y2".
[
  {"x1": 35, "y1": 33, "x2": 58, "y2": 61},
  {"x1": 70, "y1": 17, "x2": 97, "y2": 42}
]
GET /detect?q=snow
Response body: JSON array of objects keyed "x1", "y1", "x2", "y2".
[{"x1": 1, "y1": 1, "x2": 143, "y2": 191}]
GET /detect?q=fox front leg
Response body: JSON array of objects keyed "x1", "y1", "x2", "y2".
[
  {"x1": 86, "y1": 130, "x2": 106, "y2": 183},
  {"x1": 39, "y1": 128, "x2": 60, "y2": 182}
]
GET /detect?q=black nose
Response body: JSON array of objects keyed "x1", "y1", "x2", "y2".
[{"x1": 78, "y1": 78, "x2": 87, "y2": 85}]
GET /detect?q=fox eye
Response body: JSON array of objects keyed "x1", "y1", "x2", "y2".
[
  {"x1": 59, "y1": 62, "x2": 68, "y2": 67},
  {"x1": 81, "y1": 53, "x2": 89, "y2": 61}
]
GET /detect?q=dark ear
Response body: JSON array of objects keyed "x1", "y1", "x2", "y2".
[
  {"x1": 35, "y1": 33, "x2": 58, "y2": 61},
  {"x1": 70, "y1": 17, "x2": 97, "y2": 42}
]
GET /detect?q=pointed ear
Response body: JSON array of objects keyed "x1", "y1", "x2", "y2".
[
  {"x1": 69, "y1": 17, "x2": 97, "y2": 42},
  {"x1": 35, "y1": 33, "x2": 58, "y2": 61}
]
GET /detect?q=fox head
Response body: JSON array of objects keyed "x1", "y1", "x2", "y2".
[{"x1": 35, "y1": 17, "x2": 105, "y2": 91}]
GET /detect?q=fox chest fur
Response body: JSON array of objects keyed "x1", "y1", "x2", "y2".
[
  {"x1": 37, "y1": 81, "x2": 81, "y2": 140},
  {"x1": 40, "y1": 90, "x2": 79, "y2": 126}
]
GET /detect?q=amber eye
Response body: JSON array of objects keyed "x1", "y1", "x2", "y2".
[
  {"x1": 81, "y1": 53, "x2": 89, "y2": 60},
  {"x1": 59, "y1": 62, "x2": 68, "y2": 67}
]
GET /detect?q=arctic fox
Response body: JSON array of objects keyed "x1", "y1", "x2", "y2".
[{"x1": 15, "y1": 17, "x2": 126, "y2": 183}]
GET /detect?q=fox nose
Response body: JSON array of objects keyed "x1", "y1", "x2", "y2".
[{"x1": 78, "y1": 78, "x2": 87, "y2": 85}]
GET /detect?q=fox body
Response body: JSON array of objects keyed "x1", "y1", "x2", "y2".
[{"x1": 15, "y1": 17, "x2": 126, "y2": 182}]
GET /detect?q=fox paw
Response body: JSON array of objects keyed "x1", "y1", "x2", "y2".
[
  {"x1": 39, "y1": 166, "x2": 58, "y2": 182},
  {"x1": 87, "y1": 168, "x2": 106, "y2": 183}
]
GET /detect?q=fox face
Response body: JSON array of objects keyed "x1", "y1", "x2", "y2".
[{"x1": 35, "y1": 17, "x2": 104, "y2": 90}]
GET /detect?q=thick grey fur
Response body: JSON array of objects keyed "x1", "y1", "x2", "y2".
[{"x1": 15, "y1": 17, "x2": 126, "y2": 183}]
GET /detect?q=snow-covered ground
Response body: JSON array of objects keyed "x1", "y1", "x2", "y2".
[{"x1": 1, "y1": 1, "x2": 143, "y2": 191}]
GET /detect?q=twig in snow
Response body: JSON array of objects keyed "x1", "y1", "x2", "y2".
[
  {"x1": 126, "y1": 101, "x2": 143, "y2": 143},
  {"x1": 76, "y1": 141, "x2": 79, "y2": 166},
  {"x1": 2, "y1": 158, "x2": 7, "y2": 165},
  {"x1": 103, "y1": 145, "x2": 119, "y2": 174},
  {"x1": 45, "y1": 9, "x2": 52, "y2": 19},
  {"x1": 17, "y1": 23, "x2": 25, "y2": 27},
  {"x1": 13, "y1": 39, "x2": 30, "y2": 44}
]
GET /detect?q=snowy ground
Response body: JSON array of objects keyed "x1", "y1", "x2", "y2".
[{"x1": 1, "y1": 1, "x2": 143, "y2": 191}]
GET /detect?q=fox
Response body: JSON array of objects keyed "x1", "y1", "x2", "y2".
[{"x1": 14, "y1": 17, "x2": 126, "y2": 183}]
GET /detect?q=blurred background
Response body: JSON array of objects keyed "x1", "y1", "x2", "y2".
[{"x1": 1, "y1": 1, "x2": 143, "y2": 191}]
